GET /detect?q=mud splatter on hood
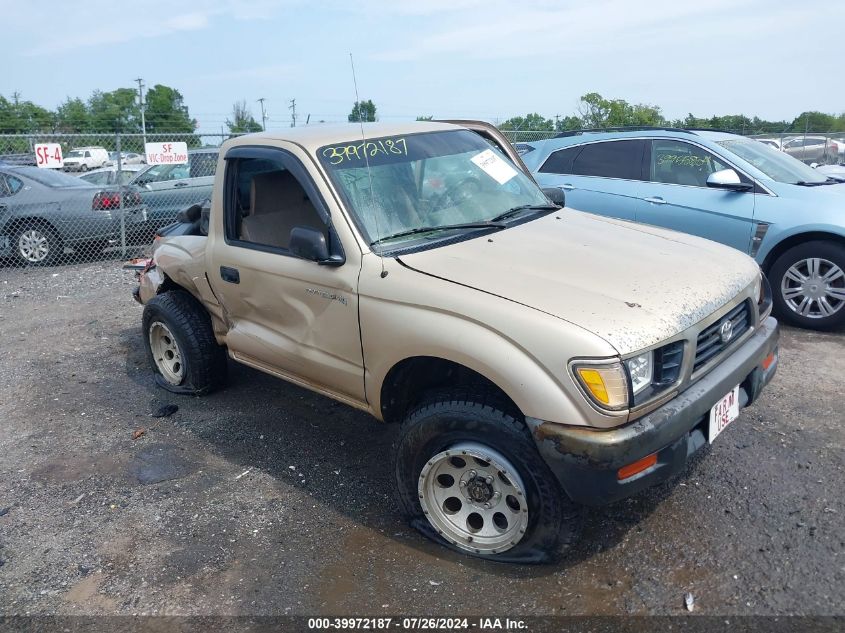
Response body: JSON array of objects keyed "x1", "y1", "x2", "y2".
[{"x1": 399, "y1": 209, "x2": 759, "y2": 355}]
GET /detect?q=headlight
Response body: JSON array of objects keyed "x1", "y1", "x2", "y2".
[
  {"x1": 624, "y1": 351, "x2": 653, "y2": 395},
  {"x1": 573, "y1": 362, "x2": 629, "y2": 411}
]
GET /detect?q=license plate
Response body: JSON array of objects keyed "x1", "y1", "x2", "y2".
[{"x1": 708, "y1": 385, "x2": 739, "y2": 443}]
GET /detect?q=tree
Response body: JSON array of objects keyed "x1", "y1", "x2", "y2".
[
  {"x1": 348, "y1": 99, "x2": 377, "y2": 122},
  {"x1": 416, "y1": 115, "x2": 433, "y2": 121},
  {"x1": 145, "y1": 85, "x2": 196, "y2": 133},
  {"x1": 791, "y1": 111, "x2": 840, "y2": 133},
  {"x1": 87, "y1": 88, "x2": 141, "y2": 132},
  {"x1": 226, "y1": 100, "x2": 262, "y2": 134},
  {"x1": 577, "y1": 92, "x2": 666, "y2": 128},
  {"x1": 499, "y1": 113, "x2": 554, "y2": 131},
  {"x1": 554, "y1": 115, "x2": 582, "y2": 132},
  {"x1": 55, "y1": 97, "x2": 90, "y2": 133}
]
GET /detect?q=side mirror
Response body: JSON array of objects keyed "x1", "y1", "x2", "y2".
[
  {"x1": 290, "y1": 226, "x2": 330, "y2": 262},
  {"x1": 541, "y1": 187, "x2": 566, "y2": 207},
  {"x1": 810, "y1": 162, "x2": 819, "y2": 169},
  {"x1": 706, "y1": 169, "x2": 753, "y2": 192}
]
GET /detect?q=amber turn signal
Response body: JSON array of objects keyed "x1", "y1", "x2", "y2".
[
  {"x1": 617, "y1": 453, "x2": 658, "y2": 481},
  {"x1": 762, "y1": 351, "x2": 776, "y2": 370}
]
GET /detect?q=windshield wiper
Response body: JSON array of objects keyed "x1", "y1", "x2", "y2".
[
  {"x1": 489, "y1": 204, "x2": 559, "y2": 223},
  {"x1": 370, "y1": 222, "x2": 506, "y2": 247},
  {"x1": 794, "y1": 179, "x2": 836, "y2": 186}
]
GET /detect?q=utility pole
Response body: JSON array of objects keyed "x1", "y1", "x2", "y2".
[
  {"x1": 289, "y1": 99, "x2": 297, "y2": 127},
  {"x1": 257, "y1": 98, "x2": 267, "y2": 131},
  {"x1": 134, "y1": 78, "x2": 147, "y2": 147}
]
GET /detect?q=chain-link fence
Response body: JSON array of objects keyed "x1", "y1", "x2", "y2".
[
  {"x1": 0, "y1": 132, "x2": 233, "y2": 268},
  {"x1": 2, "y1": 127, "x2": 844, "y2": 268}
]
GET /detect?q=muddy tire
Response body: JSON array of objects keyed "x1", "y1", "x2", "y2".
[
  {"x1": 769, "y1": 240, "x2": 845, "y2": 330},
  {"x1": 394, "y1": 391, "x2": 582, "y2": 563},
  {"x1": 142, "y1": 290, "x2": 228, "y2": 395}
]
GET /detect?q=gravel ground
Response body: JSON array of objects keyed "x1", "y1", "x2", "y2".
[{"x1": 0, "y1": 260, "x2": 843, "y2": 619}]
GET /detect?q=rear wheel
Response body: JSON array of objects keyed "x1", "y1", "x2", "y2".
[
  {"x1": 769, "y1": 240, "x2": 845, "y2": 330},
  {"x1": 12, "y1": 222, "x2": 61, "y2": 266},
  {"x1": 142, "y1": 290, "x2": 228, "y2": 395},
  {"x1": 394, "y1": 392, "x2": 582, "y2": 563}
]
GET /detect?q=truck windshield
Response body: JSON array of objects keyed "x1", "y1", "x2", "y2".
[{"x1": 318, "y1": 130, "x2": 549, "y2": 251}]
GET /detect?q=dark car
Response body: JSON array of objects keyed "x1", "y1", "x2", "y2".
[
  {"x1": 129, "y1": 148, "x2": 218, "y2": 228},
  {"x1": 0, "y1": 166, "x2": 147, "y2": 266}
]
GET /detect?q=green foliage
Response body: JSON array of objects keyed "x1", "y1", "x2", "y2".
[
  {"x1": 0, "y1": 84, "x2": 198, "y2": 136},
  {"x1": 577, "y1": 92, "x2": 666, "y2": 128},
  {"x1": 497, "y1": 92, "x2": 844, "y2": 137},
  {"x1": 349, "y1": 99, "x2": 377, "y2": 122},
  {"x1": 416, "y1": 115, "x2": 433, "y2": 121},
  {"x1": 500, "y1": 112, "x2": 554, "y2": 131},
  {"x1": 226, "y1": 100, "x2": 263, "y2": 134},
  {"x1": 145, "y1": 85, "x2": 196, "y2": 134}
]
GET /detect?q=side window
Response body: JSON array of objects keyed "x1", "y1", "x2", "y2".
[
  {"x1": 82, "y1": 171, "x2": 110, "y2": 185},
  {"x1": 538, "y1": 146, "x2": 580, "y2": 174},
  {"x1": 225, "y1": 153, "x2": 327, "y2": 252},
  {"x1": 118, "y1": 170, "x2": 136, "y2": 185},
  {"x1": 571, "y1": 140, "x2": 645, "y2": 180},
  {"x1": 0, "y1": 174, "x2": 23, "y2": 197},
  {"x1": 650, "y1": 140, "x2": 730, "y2": 187},
  {"x1": 189, "y1": 153, "x2": 217, "y2": 178},
  {"x1": 84, "y1": 151, "x2": 92, "y2": 158}
]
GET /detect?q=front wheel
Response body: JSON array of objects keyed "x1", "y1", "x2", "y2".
[
  {"x1": 142, "y1": 290, "x2": 228, "y2": 395},
  {"x1": 394, "y1": 393, "x2": 582, "y2": 563},
  {"x1": 769, "y1": 240, "x2": 845, "y2": 330}
]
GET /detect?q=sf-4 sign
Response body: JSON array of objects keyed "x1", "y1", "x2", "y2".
[
  {"x1": 145, "y1": 142, "x2": 188, "y2": 165},
  {"x1": 34, "y1": 143, "x2": 63, "y2": 168}
]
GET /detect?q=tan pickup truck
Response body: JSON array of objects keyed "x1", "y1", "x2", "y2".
[{"x1": 129, "y1": 121, "x2": 779, "y2": 563}]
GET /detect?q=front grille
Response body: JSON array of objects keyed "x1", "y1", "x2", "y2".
[
  {"x1": 654, "y1": 340, "x2": 684, "y2": 385},
  {"x1": 694, "y1": 301, "x2": 751, "y2": 373}
]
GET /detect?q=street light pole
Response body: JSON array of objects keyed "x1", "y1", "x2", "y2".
[{"x1": 135, "y1": 78, "x2": 147, "y2": 147}]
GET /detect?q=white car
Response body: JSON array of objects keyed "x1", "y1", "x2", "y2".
[
  {"x1": 63, "y1": 147, "x2": 110, "y2": 172},
  {"x1": 757, "y1": 138, "x2": 784, "y2": 151},
  {"x1": 77, "y1": 164, "x2": 147, "y2": 186}
]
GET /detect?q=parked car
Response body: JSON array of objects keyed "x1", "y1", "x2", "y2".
[
  {"x1": 62, "y1": 146, "x2": 110, "y2": 172},
  {"x1": 0, "y1": 165, "x2": 147, "y2": 265},
  {"x1": 756, "y1": 138, "x2": 784, "y2": 151},
  {"x1": 127, "y1": 121, "x2": 778, "y2": 562},
  {"x1": 122, "y1": 152, "x2": 145, "y2": 165},
  {"x1": 524, "y1": 129, "x2": 845, "y2": 329},
  {"x1": 78, "y1": 164, "x2": 146, "y2": 186},
  {"x1": 782, "y1": 136, "x2": 839, "y2": 165},
  {"x1": 129, "y1": 148, "x2": 218, "y2": 227}
]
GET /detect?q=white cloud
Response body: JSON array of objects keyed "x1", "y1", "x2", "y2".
[{"x1": 12, "y1": 0, "x2": 287, "y2": 56}]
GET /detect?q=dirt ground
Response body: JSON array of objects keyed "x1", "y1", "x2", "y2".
[{"x1": 0, "y1": 260, "x2": 843, "y2": 619}]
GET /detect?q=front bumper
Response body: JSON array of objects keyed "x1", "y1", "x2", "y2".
[{"x1": 527, "y1": 316, "x2": 779, "y2": 506}]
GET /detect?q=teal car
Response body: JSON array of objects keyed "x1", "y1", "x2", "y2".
[{"x1": 523, "y1": 129, "x2": 845, "y2": 330}]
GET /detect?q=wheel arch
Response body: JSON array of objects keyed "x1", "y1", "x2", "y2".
[
  {"x1": 761, "y1": 230, "x2": 845, "y2": 273},
  {"x1": 379, "y1": 355, "x2": 523, "y2": 425},
  {"x1": 3, "y1": 215, "x2": 61, "y2": 236}
]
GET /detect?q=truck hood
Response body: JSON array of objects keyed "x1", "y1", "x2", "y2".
[{"x1": 398, "y1": 209, "x2": 759, "y2": 355}]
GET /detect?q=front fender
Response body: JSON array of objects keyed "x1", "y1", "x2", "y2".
[{"x1": 359, "y1": 256, "x2": 623, "y2": 428}]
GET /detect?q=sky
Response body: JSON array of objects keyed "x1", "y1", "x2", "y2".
[{"x1": 4, "y1": 0, "x2": 844, "y2": 134}]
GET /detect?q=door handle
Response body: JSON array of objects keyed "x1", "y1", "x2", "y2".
[
  {"x1": 220, "y1": 266, "x2": 240, "y2": 284},
  {"x1": 559, "y1": 183, "x2": 575, "y2": 191},
  {"x1": 643, "y1": 196, "x2": 667, "y2": 205},
  {"x1": 173, "y1": 181, "x2": 189, "y2": 188}
]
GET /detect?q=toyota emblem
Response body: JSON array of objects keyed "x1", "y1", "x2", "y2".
[{"x1": 719, "y1": 320, "x2": 734, "y2": 344}]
